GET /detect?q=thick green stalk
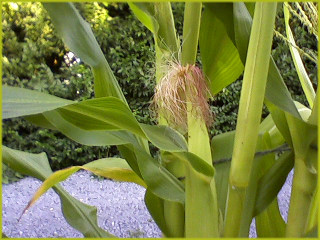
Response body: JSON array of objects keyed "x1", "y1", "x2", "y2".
[
  {"x1": 286, "y1": 157, "x2": 317, "y2": 237},
  {"x1": 224, "y1": 3, "x2": 277, "y2": 237}
]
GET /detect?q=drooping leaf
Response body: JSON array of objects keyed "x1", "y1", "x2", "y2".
[
  {"x1": 2, "y1": 86, "x2": 73, "y2": 119},
  {"x1": 43, "y1": 110, "x2": 132, "y2": 146},
  {"x1": 84, "y1": 158, "x2": 147, "y2": 187},
  {"x1": 5, "y1": 88, "x2": 188, "y2": 153},
  {"x1": 2, "y1": 146, "x2": 114, "y2": 238},
  {"x1": 200, "y1": 6, "x2": 244, "y2": 95},
  {"x1": 42, "y1": 2, "x2": 126, "y2": 101},
  {"x1": 57, "y1": 97, "x2": 144, "y2": 136},
  {"x1": 22, "y1": 157, "x2": 147, "y2": 215}
]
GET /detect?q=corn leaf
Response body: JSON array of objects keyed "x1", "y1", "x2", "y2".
[
  {"x1": 200, "y1": 6, "x2": 244, "y2": 95},
  {"x1": 134, "y1": 150, "x2": 185, "y2": 204},
  {"x1": 203, "y1": 3, "x2": 235, "y2": 43},
  {"x1": 232, "y1": 2, "x2": 301, "y2": 119},
  {"x1": 42, "y1": 3, "x2": 125, "y2": 101},
  {"x1": 185, "y1": 167, "x2": 219, "y2": 237},
  {"x1": 211, "y1": 131, "x2": 234, "y2": 216},
  {"x1": 2, "y1": 86, "x2": 73, "y2": 119},
  {"x1": 254, "y1": 151, "x2": 294, "y2": 216},
  {"x1": 255, "y1": 199, "x2": 286, "y2": 237},
  {"x1": 284, "y1": 4, "x2": 315, "y2": 108},
  {"x1": 4, "y1": 87, "x2": 188, "y2": 152},
  {"x1": 163, "y1": 151, "x2": 214, "y2": 177},
  {"x1": 43, "y1": 111, "x2": 132, "y2": 146},
  {"x1": 144, "y1": 189, "x2": 169, "y2": 236},
  {"x1": 21, "y1": 157, "x2": 147, "y2": 215},
  {"x1": 2, "y1": 146, "x2": 115, "y2": 238},
  {"x1": 308, "y1": 91, "x2": 318, "y2": 125},
  {"x1": 285, "y1": 113, "x2": 317, "y2": 165},
  {"x1": 129, "y1": 2, "x2": 179, "y2": 58},
  {"x1": 233, "y1": 2, "x2": 252, "y2": 63}
]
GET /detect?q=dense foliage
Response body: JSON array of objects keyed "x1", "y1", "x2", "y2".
[{"x1": 2, "y1": 2, "x2": 316, "y2": 182}]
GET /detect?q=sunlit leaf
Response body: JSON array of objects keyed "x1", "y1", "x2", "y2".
[{"x1": 200, "y1": 6, "x2": 244, "y2": 95}]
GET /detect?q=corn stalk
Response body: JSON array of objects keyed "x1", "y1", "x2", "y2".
[{"x1": 224, "y1": 3, "x2": 277, "y2": 237}]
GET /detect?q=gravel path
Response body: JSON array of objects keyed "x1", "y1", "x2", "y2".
[{"x1": 2, "y1": 170, "x2": 293, "y2": 238}]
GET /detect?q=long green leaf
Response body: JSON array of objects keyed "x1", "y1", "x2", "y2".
[
  {"x1": 200, "y1": 6, "x2": 244, "y2": 95},
  {"x1": 5, "y1": 87, "x2": 188, "y2": 152},
  {"x1": 2, "y1": 86, "x2": 73, "y2": 119},
  {"x1": 42, "y1": 3, "x2": 125, "y2": 101},
  {"x1": 22, "y1": 158, "x2": 147, "y2": 214},
  {"x1": 284, "y1": 3, "x2": 315, "y2": 108},
  {"x1": 2, "y1": 146, "x2": 114, "y2": 238},
  {"x1": 43, "y1": 111, "x2": 132, "y2": 146}
]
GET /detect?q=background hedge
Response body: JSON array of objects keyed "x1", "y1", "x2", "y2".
[{"x1": 2, "y1": 3, "x2": 317, "y2": 183}]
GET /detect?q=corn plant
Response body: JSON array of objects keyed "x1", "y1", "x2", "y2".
[{"x1": 2, "y1": 2, "x2": 318, "y2": 238}]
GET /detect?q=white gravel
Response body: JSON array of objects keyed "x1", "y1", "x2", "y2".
[{"x1": 2, "y1": 170, "x2": 293, "y2": 238}]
